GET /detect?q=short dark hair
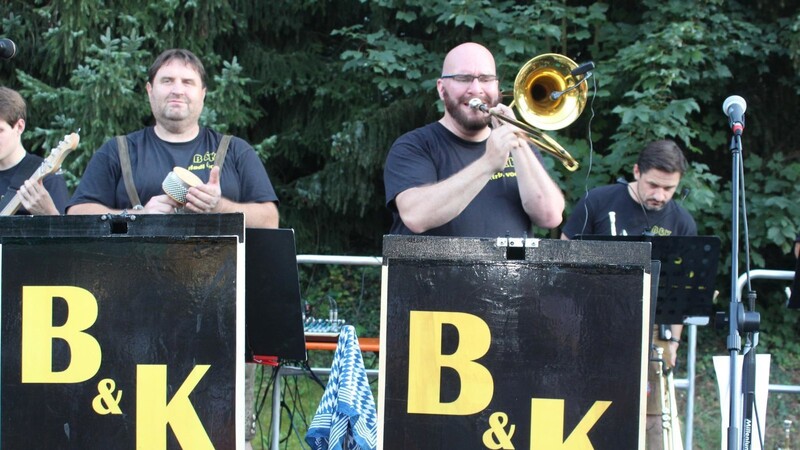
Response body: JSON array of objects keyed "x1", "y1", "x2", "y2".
[
  {"x1": 637, "y1": 139, "x2": 688, "y2": 175},
  {"x1": 0, "y1": 86, "x2": 26, "y2": 127},
  {"x1": 147, "y1": 49, "x2": 207, "y2": 88}
]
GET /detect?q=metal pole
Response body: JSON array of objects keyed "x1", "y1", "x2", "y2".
[
  {"x1": 727, "y1": 134, "x2": 743, "y2": 450},
  {"x1": 685, "y1": 322, "x2": 698, "y2": 449},
  {"x1": 271, "y1": 366, "x2": 282, "y2": 450}
]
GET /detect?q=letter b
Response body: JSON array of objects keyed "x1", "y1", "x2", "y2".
[
  {"x1": 407, "y1": 311, "x2": 493, "y2": 415},
  {"x1": 21, "y1": 286, "x2": 102, "y2": 383}
]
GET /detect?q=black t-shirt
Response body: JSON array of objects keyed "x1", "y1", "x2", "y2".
[
  {"x1": 383, "y1": 122, "x2": 536, "y2": 237},
  {"x1": 0, "y1": 153, "x2": 70, "y2": 215},
  {"x1": 561, "y1": 183, "x2": 697, "y2": 238},
  {"x1": 68, "y1": 127, "x2": 278, "y2": 210}
]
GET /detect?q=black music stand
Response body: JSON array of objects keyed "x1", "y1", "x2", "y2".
[
  {"x1": 576, "y1": 235, "x2": 721, "y2": 324},
  {"x1": 245, "y1": 228, "x2": 307, "y2": 362}
]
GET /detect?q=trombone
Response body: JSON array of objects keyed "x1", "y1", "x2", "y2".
[
  {"x1": 655, "y1": 346, "x2": 683, "y2": 450},
  {"x1": 470, "y1": 53, "x2": 593, "y2": 172}
]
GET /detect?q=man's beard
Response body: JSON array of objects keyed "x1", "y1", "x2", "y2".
[
  {"x1": 443, "y1": 89, "x2": 498, "y2": 131},
  {"x1": 640, "y1": 191, "x2": 668, "y2": 211}
]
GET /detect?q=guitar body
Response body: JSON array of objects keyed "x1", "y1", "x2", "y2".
[{"x1": 0, "y1": 133, "x2": 79, "y2": 216}]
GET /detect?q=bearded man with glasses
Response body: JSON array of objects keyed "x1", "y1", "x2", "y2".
[{"x1": 383, "y1": 42, "x2": 564, "y2": 238}]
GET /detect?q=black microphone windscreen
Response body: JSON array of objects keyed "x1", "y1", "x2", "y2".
[
  {"x1": 571, "y1": 61, "x2": 595, "y2": 77},
  {"x1": 0, "y1": 38, "x2": 17, "y2": 60}
]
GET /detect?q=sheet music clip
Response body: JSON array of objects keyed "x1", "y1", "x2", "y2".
[
  {"x1": 496, "y1": 235, "x2": 540, "y2": 260},
  {"x1": 495, "y1": 237, "x2": 540, "y2": 248}
]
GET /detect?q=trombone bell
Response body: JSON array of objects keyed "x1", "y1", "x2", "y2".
[
  {"x1": 514, "y1": 53, "x2": 588, "y2": 131},
  {"x1": 469, "y1": 53, "x2": 589, "y2": 171}
]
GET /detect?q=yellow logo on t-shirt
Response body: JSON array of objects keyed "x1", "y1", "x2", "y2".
[{"x1": 188, "y1": 151, "x2": 217, "y2": 171}]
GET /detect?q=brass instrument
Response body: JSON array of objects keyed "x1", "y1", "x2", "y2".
[
  {"x1": 777, "y1": 419, "x2": 793, "y2": 450},
  {"x1": 469, "y1": 53, "x2": 591, "y2": 172},
  {"x1": 656, "y1": 346, "x2": 683, "y2": 450}
]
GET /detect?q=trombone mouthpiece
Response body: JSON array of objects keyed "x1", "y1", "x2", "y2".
[{"x1": 468, "y1": 98, "x2": 486, "y2": 111}]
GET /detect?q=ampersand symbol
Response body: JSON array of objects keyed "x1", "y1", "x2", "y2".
[
  {"x1": 92, "y1": 378, "x2": 123, "y2": 415},
  {"x1": 482, "y1": 411, "x2": 516, "y2": 449}
]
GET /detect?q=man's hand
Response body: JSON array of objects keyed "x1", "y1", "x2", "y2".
[
  {"x1": 142, "y1": 194, "x2": 181, "y2": 214},
  {"x1": 485, "y1": 104, "x2": 527, "y2": 173},
  {"x1": 666, "y1": 341, "x2": 679, "y2": 368},
  {"x1": 18, "y1": 179, "x2": 59, "y2": 215},
  {"x1": 185, "y1": 166, "x2": 222, "y2": 213}
]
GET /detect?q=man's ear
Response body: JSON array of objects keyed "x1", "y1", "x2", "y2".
[
  {"x1": 632, "y1": 164, "x2": 640, "y2": 180},
  {"x1": 14, "y1": 118, "x2": 25, "y2": 134},
  {"x1": 436, "y1": 79, "x2": 445, "y2": 101}
]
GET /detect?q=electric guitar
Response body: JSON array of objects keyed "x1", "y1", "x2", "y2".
[{"x1": 0, "y1": 132, "x2": 80, "y2": 216}]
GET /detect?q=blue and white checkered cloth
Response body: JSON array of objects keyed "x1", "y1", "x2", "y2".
[{"x1": 305, "y1": 325, "x2": 377, "y2": 450}]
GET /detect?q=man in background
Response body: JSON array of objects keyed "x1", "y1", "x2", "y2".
[{"x1": 561, "y1": 139, "x2": 696, "y2": 449}]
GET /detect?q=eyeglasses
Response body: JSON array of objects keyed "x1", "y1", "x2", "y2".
[{"x1": 440, "y1": 74, "x2": 499, "y2": 83}]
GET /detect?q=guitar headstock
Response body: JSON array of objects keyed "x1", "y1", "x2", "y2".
[{"x1": 38, "y1": 133, "x2": 80, "y2": 178}]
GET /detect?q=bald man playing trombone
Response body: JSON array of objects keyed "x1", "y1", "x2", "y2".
[{"x1": 383, "y1": 42, "x2": 564, "y2": 238}]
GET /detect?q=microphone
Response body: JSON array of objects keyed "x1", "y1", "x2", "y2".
[
  {"x1": 550, "y1": 61, "x2": 595, "y2": 101},
  {"x1": 722, "y1": 95, "x2": 746, "y2": 136},
  {"x1": 0, "y1": 38, "x2": 17, "y2": 60},
  {"x1": 571, "y1": 61, "x2": 596, "y2": 77}
]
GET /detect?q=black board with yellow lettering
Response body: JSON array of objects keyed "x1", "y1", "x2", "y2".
[
  {"x1": 379, "y1": 235, "x2": 652, "y2": 450},
  {"x1": 0, "y1": 215, "x2": 244, "y2": 449}
]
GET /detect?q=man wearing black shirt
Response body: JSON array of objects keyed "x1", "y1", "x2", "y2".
[
  {"x1": 384, "y1": 42, "x2": 564, "y2": 238},
  {"x1": 561, "y1": 139, "x2": 696, "y2": 449}
]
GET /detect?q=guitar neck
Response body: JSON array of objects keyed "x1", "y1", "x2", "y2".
[{"x1": 0, "y1": 192, "x2": 24, "y2": 216}]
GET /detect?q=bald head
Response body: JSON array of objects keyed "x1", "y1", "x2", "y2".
[{"x1": 442, "y1": 42, "x2": 496, "y2": 77}]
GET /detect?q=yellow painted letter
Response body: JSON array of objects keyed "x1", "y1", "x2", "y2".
[
  {"x1": 407, "y1": 311, "x2": 493, "y2": 415},
  {"x1": 21, "y1": 286, "x2": 101, "y2": 383},
  {"x1": 136, "y1": 365, "x2": 214, "y2": 450},
  {"x1": 530, "y1": 398, "x2": 612, "y2": 449}
]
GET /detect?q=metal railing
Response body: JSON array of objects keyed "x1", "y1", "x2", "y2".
[
  {"x1": 269, "y1": 255, "x2": 382, "y2": 450},
  {"x1": 736, "y1": 269, "x2": 800, "y2": 394},
  {"x1": 674, "y1": 269, "x2": 799, "y2": 450}
]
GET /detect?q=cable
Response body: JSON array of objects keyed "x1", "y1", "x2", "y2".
[
  {"x1": 738, "y1": 137, "x2": 764, "y2": 450},
  {"x1": 575, "y1": 73, "x2": 598, "y2": 237},
  {"x1": 739, "y1": 140, "x2": 753, "y2": 294},
  {"x1": 619, "y1": 177, "x2": 653, "y2": 235}
]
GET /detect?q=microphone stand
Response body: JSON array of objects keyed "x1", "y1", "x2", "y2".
[{"x1": 726, "y1": 133, "x2": 761, "y2": 450}]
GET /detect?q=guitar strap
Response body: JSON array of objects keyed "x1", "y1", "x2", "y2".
[
  {"x1": 0, "y1": 154, "x2": 42, "y2": 211},
  {"x1": 117, "y1": 134, "x2": 232, "y2": 208}
]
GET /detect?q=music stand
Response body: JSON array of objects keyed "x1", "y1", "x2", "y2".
[
  {"x1": 575, "y1": 235, "x2": 721, "y2": 324},
  {"x1": 245, "y1": 228, "x2": 307, "y2": 362}
]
